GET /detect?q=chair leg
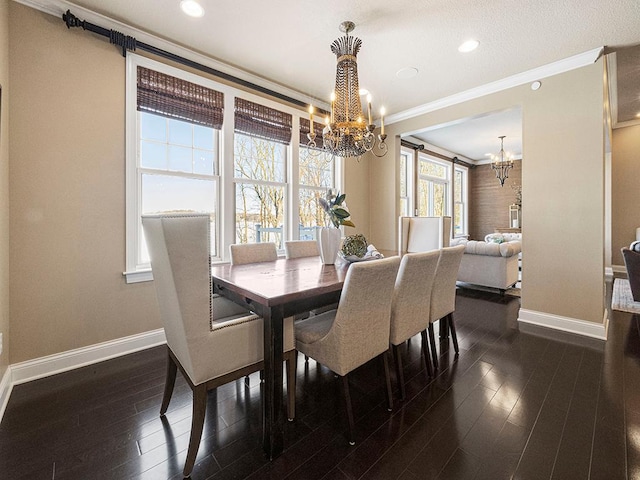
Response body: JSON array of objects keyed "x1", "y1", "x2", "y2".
[
  {"x1": 160, "y1": 351, "x2": 178, "y2": 415},
  {"x1": 393, "y1": 344, "x2": 405, "y2": 401},
  {"x1": 305, "y1": 355, "x2": 309, "y2": 363},
  {"x1": 340, "y1": 375, "x2": 356, "y2": 446},
  {"x1": 285, "y1": 351, "x2": 296, "y2": 421},
  {"x1": 448, "y1": 313, "x2": 460, "y2": 354},
  {"x1": 420, "y1": 330, "x2": 434, "y2": 378},
  {"x1": 183, "y1": 384, "x2": 207, "y2": 478},
  {"x1": 439, "y1": 316, "x2": 450, "y2": 339},
  {"x1": 428, "y1": 324, "x2": 439, "y2": 370},
  {"x1": 382, "y1": 350, "x2": 394, "y2": 412}
]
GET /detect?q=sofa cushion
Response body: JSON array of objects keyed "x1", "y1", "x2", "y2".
[{"x1": 463, "y1": 240, "x2": 521, "y2": 258}]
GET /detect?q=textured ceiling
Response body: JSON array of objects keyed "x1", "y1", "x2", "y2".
[{"x1": 26, "y1": 0, "x2": 640, "y2": 159}]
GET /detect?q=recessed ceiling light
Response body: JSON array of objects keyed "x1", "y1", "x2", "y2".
[
  {"x1": 396, "y1": 67, "x2": 419, "y2": 79},
  {"x1": 180, "y1": 0, "x2": 204, "y2": 17},
  {"x1": 531, "y1": 81, "x2": 542, "y2": 91},
  {"x1": 458, "y1": 40, "x2": 479, "y2": 53},
  {"x1": 359, "y1": 88, "x2": 369, "y2": 96}
]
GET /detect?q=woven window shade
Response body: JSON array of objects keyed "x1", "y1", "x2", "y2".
[
  {"x1": 299, "y1": 118, "x2": 325, "y2": 149},
  {"x1": 137, "y1": 66, "x2": 224, "y2": 129},
  {"x1": 234, "y1": 98, "x2": 292, "y2": 145}
]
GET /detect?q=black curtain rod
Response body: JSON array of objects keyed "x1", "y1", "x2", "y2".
[
  {"x1": 62, "y1": 10, "x2": 325, "y2": 114},
  {"x1": 401, "y1": 138, "x2": 475, "y2": 168}
]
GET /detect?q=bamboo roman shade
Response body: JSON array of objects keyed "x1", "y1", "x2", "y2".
[
  {"x1": 299, "y1": 118, "x2": 325, "y2": 149},
  {"x1": 137, "y1": 66, "x2": 224, "y2": 129},
  {"x1": 234, "y1": 98, "x2": 292, "y2": 145}
]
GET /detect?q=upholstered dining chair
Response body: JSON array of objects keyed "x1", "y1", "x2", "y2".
[
  {"x1": 229, "y1": 242, "x2": 278, "y2": 265},
  {"x1": 398, "y1": 216, "x2": 452, "y2": 255},
  {"x1": 284, "y1": 240, "x2": 319, "y2": 259},
  {"x1": 428, "y1": 244, "x2": 465, "y2": 369},
  {"x1": 295, "y1": 256, "x2": 401, "y2": 445},
  {"x1": 390, "y1": 250, "x2": 440, "y2": 400},
  {"x1": 142, "y1": 214, "x2": 296, "y2": 478}
]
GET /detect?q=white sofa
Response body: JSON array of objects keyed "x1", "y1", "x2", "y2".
[{"x1": 450, "y1": 238, "x2": 522, "y2": 292}]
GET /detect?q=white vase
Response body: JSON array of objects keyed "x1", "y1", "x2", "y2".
[{"x1": 318, "y1": 227, "x2": 341, "y2": 265}]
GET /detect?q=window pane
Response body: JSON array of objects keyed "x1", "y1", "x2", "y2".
[
  {"x1": 433, "y1": 183, "x2": 446, "y2": 216},
  {"x1": 235, "y1": 183, "x2": 285, "y2": 247},
  {"x1": 193, "y1": 124, "x2": 214, "y2": 150},
  {"x1": 300, "y1": 147, "x2": 333, "y2": 187},
  {"x1": 168, "y1": 145, "x2": 193, "y2": 173},
  {"x1": 454, "y1": 203, "x2": 463, "y2": 235},
  {"x1": 140, "y1": 141, "x2": 167, "y2": 169},
  {"x1": 400, "y1": 197, "x2": 408, "y2": 217},
  {"x1": 194, "y1": 149, "x2": 215, "y2": 175},
  {"x1": 299, "y1": 188, "x2": 326, "y2": 231},
  {"x1": 454, "y1": 170, "x2": 462, "y2": 203},
  {"x1": 234, "y1": 133, "x2": 285, "y2": 182},
  {"x1": 140, "y1": 112, "x2": 166, "y2": 142},
  {"x1": 418, "y1": 179, "x2": 429, "y2": 217},
  {"x1": 400, "y1": 154, "x2": 407, "y2": 197},
  {"x1": 141, "y1": 173, "x2": 217, "y2": 261},
  {"x1": 419, "y1": 158, "x2": 446, "y2": 178},
  {"x1": 168, "y1": 118, "x2": 192, "y2": 146}
]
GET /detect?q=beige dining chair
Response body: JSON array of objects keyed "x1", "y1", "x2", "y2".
[
  {"x1": 428, "y1": 244, "x2": 465, "y2": 369},
  {"x1": 142, "y1": 214, "x2": 296, "y2": 478},
  {"x1": 230, "y1": 242, "x2": 278, "y2": 265},
  {"x1": 284, "y1": 240, "x2": 319, "y2": 259},
  {"x1": 295, "y1": 256, "x2": 401, "y2": 445},
  {"x1": 398, "y1": 216, "x2": 452, "y2": 255},
  {"x1": 390, "y1": 250, "x2": 440, "y2": 400}
]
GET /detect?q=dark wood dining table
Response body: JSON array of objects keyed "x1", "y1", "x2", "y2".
[{"x1": 210, "y1": 256, "x2": 352, "y2": 459}]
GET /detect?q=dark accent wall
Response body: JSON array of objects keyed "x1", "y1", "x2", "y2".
[{"x1": 468, "y1": 161, "x2": 522, "y2": 240}]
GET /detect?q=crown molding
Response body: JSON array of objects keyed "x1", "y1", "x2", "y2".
[
  {"x1": 13, "y1": 0, "x2": 329, "y2": 111},
  {"x1": 386, "y1": 47, "x2": 604, "y2": 126}
]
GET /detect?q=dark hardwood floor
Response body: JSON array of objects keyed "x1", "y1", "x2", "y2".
[{"x1": 1, "y1": 286, "x2": 637, "y2": 479}]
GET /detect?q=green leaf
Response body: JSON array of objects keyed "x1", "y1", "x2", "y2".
[
  {"x1": 335, "y1": 193, "x2": 346, "y2": 206},
  {"x1": 341, "y1": 220, "x2": 356, "y2": 228},
  {"x1": 333, "y1": 207, "x2": 351, "y2": 218}
]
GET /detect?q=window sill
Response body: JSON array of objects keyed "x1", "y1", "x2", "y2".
[{"x1": 123, "y1": 269, "x2": 153, "y2": 284}]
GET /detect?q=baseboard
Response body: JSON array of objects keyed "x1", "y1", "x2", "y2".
[
  {"x1": 11, "y1": 328, "x2": 166, "y2": 386},
  {"x1": 0, "y1": 366, "x2": 13, "y2": 424},
  {"x1": 612, "y1": 264, "x2": 627, "y2": 275},
  {"x1": 518, "y1": 308, "x2": 608, "y2": 340}
]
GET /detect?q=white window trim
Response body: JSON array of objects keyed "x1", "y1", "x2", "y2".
[
  {"x1": 124, "y1": 53, "x2": 342, "y2": 283},
  {"x1": 454, "y1": 164, "x2": 469, "y2": 237}
]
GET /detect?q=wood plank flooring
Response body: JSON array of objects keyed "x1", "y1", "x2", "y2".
[{"x1": 0, "y1": 286, "x2": 636, "y2": 479}]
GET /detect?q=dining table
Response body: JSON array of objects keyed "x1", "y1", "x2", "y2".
[{"x1": 211, "y1": 255, "x2": 352, "y2": 459}]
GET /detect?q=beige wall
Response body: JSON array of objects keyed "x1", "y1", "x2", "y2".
[
  {"x1": 9, "y1": 4, "x2": 160, "y2": 363},
  {"x1": 612, "y1": 124, "x2": 640, "y2": 266},
  {"x1": 371, "y1": 62, "x2": 606, "y2": 324},
  {"x1": 0, "y1": 0, "x2": 10, "y2": 376}
]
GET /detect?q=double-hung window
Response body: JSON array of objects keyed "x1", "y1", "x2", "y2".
[
  {"x1": 399, "y1": 147, "x2": 413, "y2": 216},
  {"x1": 417, "y1": 154, "x2": 449, "y2": 217},
  {"x1": 453, "y1": 165, "x2": 468, "y2": 236}
]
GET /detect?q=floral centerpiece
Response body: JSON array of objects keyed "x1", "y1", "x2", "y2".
[{"x1": 318, "y1": 190, "x2": 355, "y2": 228}]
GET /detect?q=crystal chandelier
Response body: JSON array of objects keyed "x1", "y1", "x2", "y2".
[
  {"x1": 307, "y1": 21, "x2": 387, "y2": 159},
  {"x1": 491, "y1": 135, "x2": 514, "y2": 186}
]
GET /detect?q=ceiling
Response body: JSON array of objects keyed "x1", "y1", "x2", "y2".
[{"x1": 24, "y1": 0, "x2": 640, "y2": 160}]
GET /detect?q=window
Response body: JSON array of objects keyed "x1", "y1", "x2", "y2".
[
  {"x1": 453, "y1": 166, "x2": 468, "y2": 236},
  {"x1": 298, "y1": 119, "x2": 336, "y2": 238},
  {"x1": 125, "y1": 55, "x2": 341, "y2": 282},
  {"x1": 417, "y1": 154, "x2": 449, "y2": 217},
  {"x1": 399, "y1": 147, "x2": 413, "y2": 216}
]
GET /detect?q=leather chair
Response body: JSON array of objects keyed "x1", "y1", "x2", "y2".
[
  {"x1": 295, "y1": 257, "x2": 400, "y2": 444},
  {"x1": 142, "y1": 214, "x2": 296, "y2": 478},
  {"x1": 428, "y1": 245, "x2": 465, "y2": 369},
  {"x1": 390, "y1": 250, "x2": 440, "y2": 400}
]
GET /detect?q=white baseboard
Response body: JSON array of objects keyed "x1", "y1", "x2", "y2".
[
  {"x1": 518, "y1": 308, "x2": 608, "y2": 340},
  {"x1": 612, "y1": 264, "x2": 627, "y2": 275},
  {"x1": 11, "y1": 328, "x2": 166, "y2": 386},
  {"x1": 0, "y1": 366, "x2": 13, "y2": 423}
]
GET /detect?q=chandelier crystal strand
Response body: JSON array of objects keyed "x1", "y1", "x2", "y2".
[
  {"x1": 309, "y1": 21, "x2": 387, "y2": 160},
  {"x1": 491, "y1": 135, "x2": 514, "y2": 186}
]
